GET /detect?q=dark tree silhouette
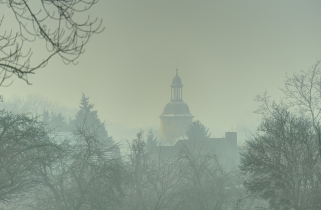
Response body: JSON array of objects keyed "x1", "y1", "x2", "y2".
[
  {"x1": 74, "y1": 93, "x2": 97, "y2": 125},
  {"x1": 0, "y1": 0, "x2": 103, "y2": 85},
  {"x1": 0, "y1": 110, "x2": 58, "y2": 202},
  {"x1": 185, "y1": 120, "x2": 211, "y2": 140},
  {"x1": 240, "y1": 101, "x2": 321, "y2": 210},
  {"x1": 73, "y1": 93, "x2": 115, "y2": 149}
]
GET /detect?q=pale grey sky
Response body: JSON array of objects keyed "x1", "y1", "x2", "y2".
[{"x1": 2, "y1": 0, "x2": 321, "y2": 142}]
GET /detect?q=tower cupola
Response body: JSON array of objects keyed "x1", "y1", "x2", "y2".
[{"x1": 171, "y1": 69, "x2": 183, "y2": 101}]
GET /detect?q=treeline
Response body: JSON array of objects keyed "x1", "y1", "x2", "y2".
[
  {"x1": 1, "y1": 62, "x2": 321, "y2": 210},
  {"x1": 0, "y1": 93, "x2": 258, "y2": 210}
]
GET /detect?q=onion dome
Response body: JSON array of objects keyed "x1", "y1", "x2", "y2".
[{"x1": 160, "y1": 101, "x2": 193, "y2": 117}]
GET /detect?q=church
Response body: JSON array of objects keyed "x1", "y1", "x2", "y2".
[
  {"x1": 159, "y1": 69, "x2": 194, "y2": 144},
  {"x1": 155, "y1": 69, "x2": 239, "y2": 168}
]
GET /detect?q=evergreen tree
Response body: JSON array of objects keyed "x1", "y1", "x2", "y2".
[
  {"x1": 186, "y1": 120, "x2": 211, "y2": 140},
  {"x1": 73, "y1": 93, "x2": 112, "y2": 146},
  {"x1": 146, "y1": 129, "x2": 158, "y2": 151},
  {"x1": 75, "y1": 93, "x2": 97, "y2": 126}
]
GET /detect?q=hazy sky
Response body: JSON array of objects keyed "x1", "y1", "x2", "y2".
[{"x1": 2, "y1": 0, "x2": 321, "y2": 142}]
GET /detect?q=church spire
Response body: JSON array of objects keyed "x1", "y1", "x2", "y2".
[{"x1": 171, "y1": 68, "x2": 183, "y2": 101}]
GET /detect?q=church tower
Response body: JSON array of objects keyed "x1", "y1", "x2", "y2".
[{"x1": 159, "y1": 69, "x2": 194, "y2": 144}]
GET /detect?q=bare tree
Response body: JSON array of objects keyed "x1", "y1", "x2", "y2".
[
  {"x1": 125, "y1": 130, "x2": 247, "y2": 210},
  {"x1": 281, "y1": 60, "x2": 321, "y2": 158},
  {"x1": 240, "y1": 101, "x2": 321, "y2": 210},
  {"x1": 125, "y1": 131, "x2": 149, "y2": 210},
  {"x1": 125, "y1": 131, "x2": 182, "y2": 210},
  {"x1": 0, "y1": 0, "x2": 103, "y2": 85},
  {"x1": 0, "y1": 110, "x2": 58, "y2": 203},
  {"x1": 33, "y1": 118, "x2": 124, "y2": 210},
  {"x1": 173, "y1": 145, "x2": 246, "y2": 210}
]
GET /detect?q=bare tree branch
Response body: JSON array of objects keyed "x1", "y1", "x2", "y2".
[{"x1": 0, "y1": 0, "x2": 103, "y2": 85}]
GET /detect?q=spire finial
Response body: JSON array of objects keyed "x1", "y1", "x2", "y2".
[{"x1": 176, "y1": 64, "x2": 178, "y2": 76}]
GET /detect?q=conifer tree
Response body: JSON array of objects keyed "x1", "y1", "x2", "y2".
[
  {"x1": 186, "y1": 120, "x2": 211, "y2": 140},
  {"x1": 73, "y1": 93, "x2": 112, "y2": 146},
  {"x1": 146, "y1": 129, "x2": 158, "y2": 151}
]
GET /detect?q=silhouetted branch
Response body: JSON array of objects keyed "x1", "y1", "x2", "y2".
[{"x1": 0, "y1": 0, "x2": 103, "y2": 85}]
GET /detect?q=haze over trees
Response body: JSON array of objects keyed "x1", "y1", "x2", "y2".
[
  {"x1": 1, "y1": 1, "x2": 320, "y2": 208},
  {"x1": 5, "y1": 69, "x2": 321, "y2": 209},
  {"x1": 0, "y1": 92, "x2": 254, "y2": 210},
  {"x1": 0, "y1": 94, "x2": 76, "y2": 117},
  {"x1": 0, "y1": 93, "x2": 124, "y2": 209}
]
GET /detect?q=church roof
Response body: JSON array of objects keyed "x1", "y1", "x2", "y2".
[{"x1": 160, "y1": 101, "x2": 194, "y2": 118}]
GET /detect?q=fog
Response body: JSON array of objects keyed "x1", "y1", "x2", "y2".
[
  {"x1": 1, "y1": 1, "x2": 321, "y2": 209},
  {"x1": 2, "y1": 1, "x2": 321, "y2": 146}
]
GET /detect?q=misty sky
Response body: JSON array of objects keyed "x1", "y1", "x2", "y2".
[{"x1": 2, "y1": 0, "x2": 321, "y2": 141}]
